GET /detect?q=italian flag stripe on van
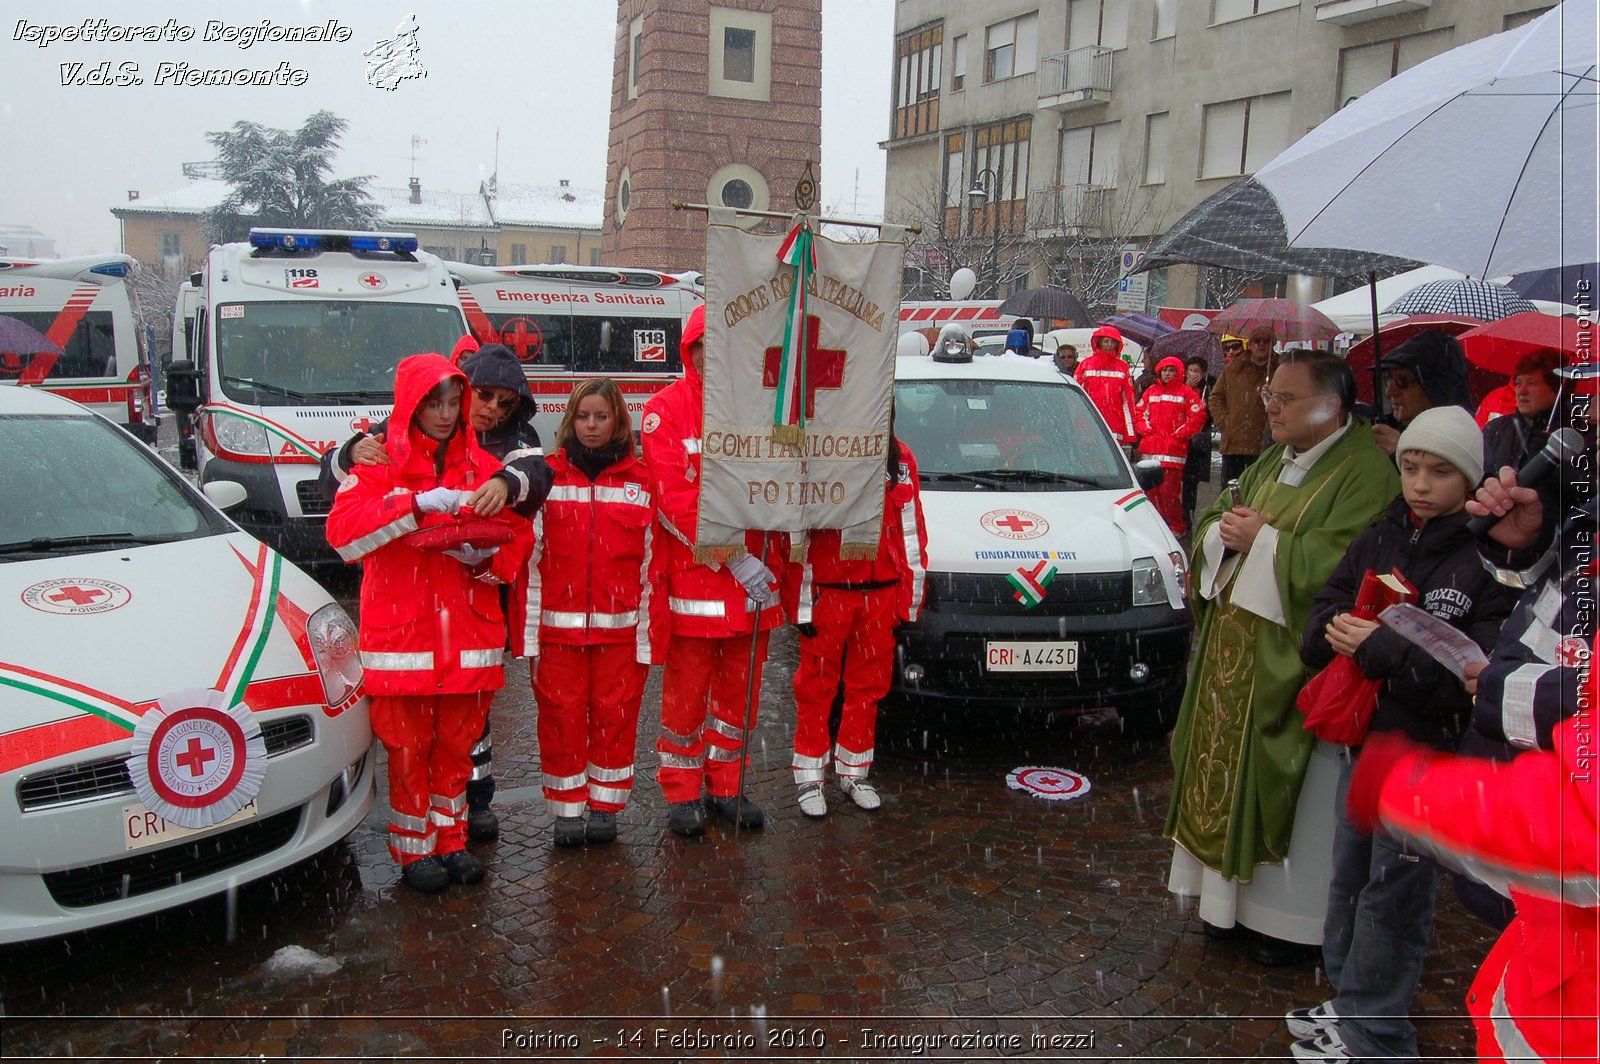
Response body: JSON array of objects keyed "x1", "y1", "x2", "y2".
[{"x1": 1115, "y1": 490, "x2": 1148, "y2": 513}]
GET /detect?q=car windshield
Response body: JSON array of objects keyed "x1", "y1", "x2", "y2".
[
  {"x1": 215, "y1": 300, "x2": 467, "y2": 406},
  {"x1": 0, "y1": 414, "x2": 231, "y2": 559},
  {"x1": 893, "y1": 378, "x2": 1131, "y2": 491}
]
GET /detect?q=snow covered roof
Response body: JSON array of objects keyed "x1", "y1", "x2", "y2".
[{"x1": 112, "y1": 179, "x2": 602, "y2": 231}]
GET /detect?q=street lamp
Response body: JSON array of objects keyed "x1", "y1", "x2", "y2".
[{"x1": 966, "y1": 166, "x2": 1001, "y2": 298}]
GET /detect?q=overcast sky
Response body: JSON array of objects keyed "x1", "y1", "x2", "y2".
[{"x1": 0, "y1": 0, "x2": 893, "y2": 257}]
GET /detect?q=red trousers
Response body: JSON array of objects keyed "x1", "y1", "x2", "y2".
[
  {"x1": 1149, "y1": 460, "x2": 1186, "y2": 534},
  {"x1": 792, "y1": 586, "x2": 897, "y2": 784},
  {"x1": 656, "y1": 632, "x2": 769, "y2": 803},
  {"x1": 370, "y1": 692, "x2": 492, "y2": 865},
  {"x1": 533, "y1": 642, "x2": 647, "y2": 816}
]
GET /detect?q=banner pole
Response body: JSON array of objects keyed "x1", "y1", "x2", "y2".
[
  {"x1": 673, "y1": 200, "x2": 921, "y2": 235},
  {"x1": 732, "y1": 530, "x2": 769, "y2": 839}
]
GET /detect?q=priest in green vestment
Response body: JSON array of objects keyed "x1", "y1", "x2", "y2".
[{"x1": 1165, "y1": 351, "x2": 1399, "y2": 957}]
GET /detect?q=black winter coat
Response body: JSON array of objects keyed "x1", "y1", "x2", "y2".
[{"x1": 1302, "y1": 496, "x2": 1517, "y2": 749}]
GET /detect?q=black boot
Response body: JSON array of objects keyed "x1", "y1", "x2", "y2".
[{"x1": 705, "y1": 793, "x2": 764, "y2": 829}]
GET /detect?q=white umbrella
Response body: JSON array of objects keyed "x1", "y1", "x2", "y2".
[{"x1": 1256, "y1": 0, "x2": 1598, "y2": 279}]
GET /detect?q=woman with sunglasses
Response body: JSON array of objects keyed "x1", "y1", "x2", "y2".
[{"x1": 319, "y1": 340, "x2": 555, "y2": 842}]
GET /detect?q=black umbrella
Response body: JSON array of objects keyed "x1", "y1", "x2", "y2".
[
  {"x1": 1131, "y1": 177, "x2": 1417, "y2": 278},
  {"x1": 996, "y1": 287, "x2": 1091, "y2": 326},
  {"x1": 1149, "y1": 329, "x2": 1227, "y2": 377}
]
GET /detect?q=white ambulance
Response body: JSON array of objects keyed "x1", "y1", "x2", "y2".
[
  {"x1": 892, "y1": 348, "x2": 1192, "y2": 735},
  {"x1": 166, "y1": 230, "x2": 469, "y2": 563},
  {"x1": 448, "y1": 261, "x2": 703, "y2": 444},
  {"x1": 898, "y1": 299, "x2": 1009, "y2": 346},
  {"x1": 0, "y1": 385, "x2": 373, "y2": 942},
  {"x1": 0, "y1": 253, "x2": 158, "y2": 443}
]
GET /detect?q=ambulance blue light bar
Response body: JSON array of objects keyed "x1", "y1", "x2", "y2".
[
  {"x1": 248, "y1": 229, "x2": 421, "y2": 253},
  {"x1": 89, "y1": 261, "x2": 131, "y2": 277}
]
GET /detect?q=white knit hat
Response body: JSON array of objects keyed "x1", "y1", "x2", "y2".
[{"x1": 1394, "y1": 406, "x2": 1484, "y2": 485}]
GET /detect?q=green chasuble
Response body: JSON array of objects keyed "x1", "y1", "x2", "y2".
[{"x1": 1164, "y1": 419, "x2": 1398, "y2": 881}]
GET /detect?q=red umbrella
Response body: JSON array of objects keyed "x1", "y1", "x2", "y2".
[
  {"x1": 1344, "y1": 314, "x2": 1485, "y2": 406},
  {"x1": 1205, "y1": 298, "x2": 1340, "y2": 343},
  {"x1": 1456, "y1": 312, "x2": 1585, "y2": 375}
]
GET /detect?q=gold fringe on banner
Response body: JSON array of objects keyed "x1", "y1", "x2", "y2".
[
  {"x1": 693, "y1": 544, "x2": 747, "y2": 565},
  {"x1": 788, "y1": 540, "x2": 807, "y2": 563},
  {"x1": 837, "y1": 541, "x2": 879, "y2": 560},
  {"x1": 769, "y1": 423, "x2": 805, "y2": 447}
]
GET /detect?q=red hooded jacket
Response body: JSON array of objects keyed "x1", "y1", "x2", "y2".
[
  {"x1": 1075, "y1": 325, "x2": 1138, "y2": 443},
  {"x1": 510, "y1": 446, "x2": 666, "y2": 661},
  {"x1": 326, "y1": 353, "x2": 533, "y2": 695},
  {"x1": 640, "y1": 305, "x2": 788, "y2": 639},
  {"x1": 1134, "y1": 356, "x2": 1207, "y2": 465},
  {"x1": 783, "y1": 442, "x2": 929, "y2": 624}
]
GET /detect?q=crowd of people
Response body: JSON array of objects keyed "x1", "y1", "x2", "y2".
[{"x1": 320, "y1": 304, "x2": 1591, "y2": 1062}]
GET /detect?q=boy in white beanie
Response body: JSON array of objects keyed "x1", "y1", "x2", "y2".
[{"x1": 1287, "y1": 406, "x2": 1517, "y2": 1062}]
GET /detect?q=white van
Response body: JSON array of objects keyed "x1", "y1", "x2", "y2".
[
  {"x1": 447, "y1": 261, "x2": 703, "y2": 444},
  {"x1": 892, "y1": 348, "x2": 1191, "y2": 735},
  {"x1": 166, "y1": 229, "x2": 469, "y2": 563},
  {"x1": 0, "y1": 253, "x2": 158, "y2": 442}
]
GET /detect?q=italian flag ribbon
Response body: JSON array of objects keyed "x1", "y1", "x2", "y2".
[
  {"x1": 1007, "y1": 561, "x2": 1057, "y2": 609},
  {"x1": 215, "y1": 541, "x2": 283, "y2": 706},
  {"x1": 1114, "y1": 490, "x2": 1149, "y2": 513},
  {"x1": 0, "y1": 661, "x2": 144, "y2": 733},
  {"x1": 771, "y1": 221, "x2": 817, "y2": 445}
]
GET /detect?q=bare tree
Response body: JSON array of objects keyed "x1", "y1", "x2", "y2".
[{"x1": 129, "y1": 260, "x2": 186, "y2": 366}]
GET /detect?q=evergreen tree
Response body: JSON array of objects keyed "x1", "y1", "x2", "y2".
[{"x1": 206, "y1": 110, "x2": 380, "y2": 241}]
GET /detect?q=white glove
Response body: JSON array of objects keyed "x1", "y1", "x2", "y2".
[
  {"x1": 415, "y1": 486, "x2": 465, "y2": 515},
  {"x1": 443, "y1": 544, "x2": 500, "y2": 567},
  {"x1": 729, "y1": 554, "x2": 777, "y2": 605}
]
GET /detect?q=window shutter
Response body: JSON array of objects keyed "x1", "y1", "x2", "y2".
[
  {"x1": 1015, "y1": 13, "x2": 1038, "y2": 75},
  {"x1": 1068, "y1": 0, "x2": 1098, "y2": 51},
  {"x1": 1060, "y1": 127, "x2": 1093, "y2": 187},
  {"x1": 1090, "y1": 121, "x2": 1120, "y2": 187},
  {"x1": 1144, "y1": 112, "x2": 1169, "y2": 184},
  {"x1": 1338, "y1": 42, "x2": 1392, "y2": 107},
  {"x1": 1102, "y1": 0, "x2": 1130, "y2": 50},
  {"x1": 1243, "y1": 91, "x2": 1292, "y2": 172},
  {"x1": 1397, "y1": 28, "x2": 1453, "y2": 73},
  {"x1": 1212, "y1": 0, "x2": 1254, "y2": 25},
  {"x1": 1201, "y1": 99, "x2": 1247, "y2": 178}
]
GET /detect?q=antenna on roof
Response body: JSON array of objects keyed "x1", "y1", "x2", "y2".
[
  {"x1": 491, "y1": 129, "x2": 500, "y2": 197},
  {"x1": 409, "y1": 135, "x2": 426, "y2": 179}
]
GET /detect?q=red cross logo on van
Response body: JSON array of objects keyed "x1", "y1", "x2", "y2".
[
  {"x1": 359, "y1": 273, "x2": 387, "y2": 290},
  {"x1": 980, "y1": 509, "x2": 1050, "y2": 541},
  {"x1": 498, "y1": 317, "x2": 544, "y2": 363}
]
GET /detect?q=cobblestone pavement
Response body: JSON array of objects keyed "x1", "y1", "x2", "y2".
[{"x1": 1, "y1": 618, "x2": 1494, "y2": 1061}]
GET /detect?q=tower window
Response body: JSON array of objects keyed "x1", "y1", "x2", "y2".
[{"x1": 724, "y1": 28, "x2": 755, "y2": 83}]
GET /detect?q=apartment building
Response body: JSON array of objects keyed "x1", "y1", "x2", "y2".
[{"x1": 883, "y1": 0, "x2": 1553, "y2": 309}]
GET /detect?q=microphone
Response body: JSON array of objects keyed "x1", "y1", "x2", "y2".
[{"x1": 1466, "y1": 427, "x2": 1586, "y2": 536}]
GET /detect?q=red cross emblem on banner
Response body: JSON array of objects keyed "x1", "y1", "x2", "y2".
[
  {"x1": 48, "y1": 585, "x2": 107, "y2": 606},
  {"x1": 762, "y1": 314, "x2": 847, "y2": 419},
  {"x1": 498, "y1": 317, "x2": 544, "y2": 363}
]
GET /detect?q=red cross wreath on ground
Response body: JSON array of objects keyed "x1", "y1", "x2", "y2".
[{"x1": 1006, "y1": 766, "x2": 1092, "y2": 801}]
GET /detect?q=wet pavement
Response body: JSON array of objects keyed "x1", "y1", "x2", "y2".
[{"x1": 0, "y1": 618, "x2": 1494, "y2": 1061}]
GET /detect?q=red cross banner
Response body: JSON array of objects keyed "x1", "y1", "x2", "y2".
[{"x1": 699, "y1": 207, "x2": 907, "y2": 558}]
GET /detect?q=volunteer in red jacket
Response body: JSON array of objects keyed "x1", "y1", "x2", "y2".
[
  {"x1": 784, "y1": 428, "x2": 927, "y2": 817},
  {"x1": 1075, "y1": 325, "x2": 1138, "y2": 445},
  {"x1": 513, "y1": 379, "x2": 663, "y2": 848},
  {"x1": 1347, "y1": 673, "x2": 1598, "y2": 1064},
  {"x1": 642, "y1": 304, "x2": 789, "y2": 838},
  {"x1": 1133, "y1": 355, "x2": 1207, "y2": 535},
  {"x1": 326, "y1": 353, "x2": 533, "y2": 894}
]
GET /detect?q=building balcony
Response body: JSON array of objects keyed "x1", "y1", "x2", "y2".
[
  {"x1": 1314, "y1": 0, "x2": 1431, "y2": 26},
  {"x1": 1028, "y1": 184, "x2": 1112, "y2": 237},
  {"x1": 1038, "y1": 47, "x2": 1113, "y2": 111}
]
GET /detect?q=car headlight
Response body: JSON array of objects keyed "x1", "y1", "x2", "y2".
[
  {"x1": 307, "y1": 602, "x2": 363, "y2": 709},
  {"x1": 211, "y1": 412, "x2": 272, "y2": 456},
  {"x1": 1131, "y1": 556, "x2": 1168, "y2": 607},
  {"x1": 1169, "y1": 550, "x2": 1188, "y2": 602}
]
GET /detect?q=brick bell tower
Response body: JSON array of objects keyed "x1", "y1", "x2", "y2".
[{"x1": 602, "y1": 0, "x2": 822, "y2": 273}]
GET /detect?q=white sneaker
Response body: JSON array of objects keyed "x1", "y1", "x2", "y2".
[
  {"x1": 1286, "y1": 1001, "x2": 1339, "y2": 1040},
  {"x1": 1289, "y1": 1031, "x2": 1353, "y2": 1062},
  {"x1": 838, "y1": 776, "x2": 881, "y2": 810},
  {"x1": 797, "y1": 784, "x2": 828, "y2": 818}
]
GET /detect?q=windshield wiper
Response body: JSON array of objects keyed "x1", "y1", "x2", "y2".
[
  {"x1": 963, "y1": 468, "x2": 1112, "y2": 488},
  {"x1": 316, "y1": 389, "x2": 393, "y2": 403},
  {"x1": 918, "y1": 470, "x2": 1009, "y2": 486},
  {"x1": 222, "y1": 375, "x2": 316, "y2": 401},
  {"x1": 0, "y1": 533, "x2": 175, "y2": 556}
]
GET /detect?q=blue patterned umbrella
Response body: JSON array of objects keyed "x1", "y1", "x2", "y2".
[
  {"x1": 1384, "y1": 279, "x2": 1537, "y2": 321},
  {"x1": 1096, "y1": 311, "x2": 1176, "y2": 347}
]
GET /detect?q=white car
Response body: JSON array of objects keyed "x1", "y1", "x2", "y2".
[
  {"x1": 0, "y1": 386, "x2": 373, "y2": 943},
  {"x1": 893, "y1": 349, "x2": 1192, "y2": 735}
]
